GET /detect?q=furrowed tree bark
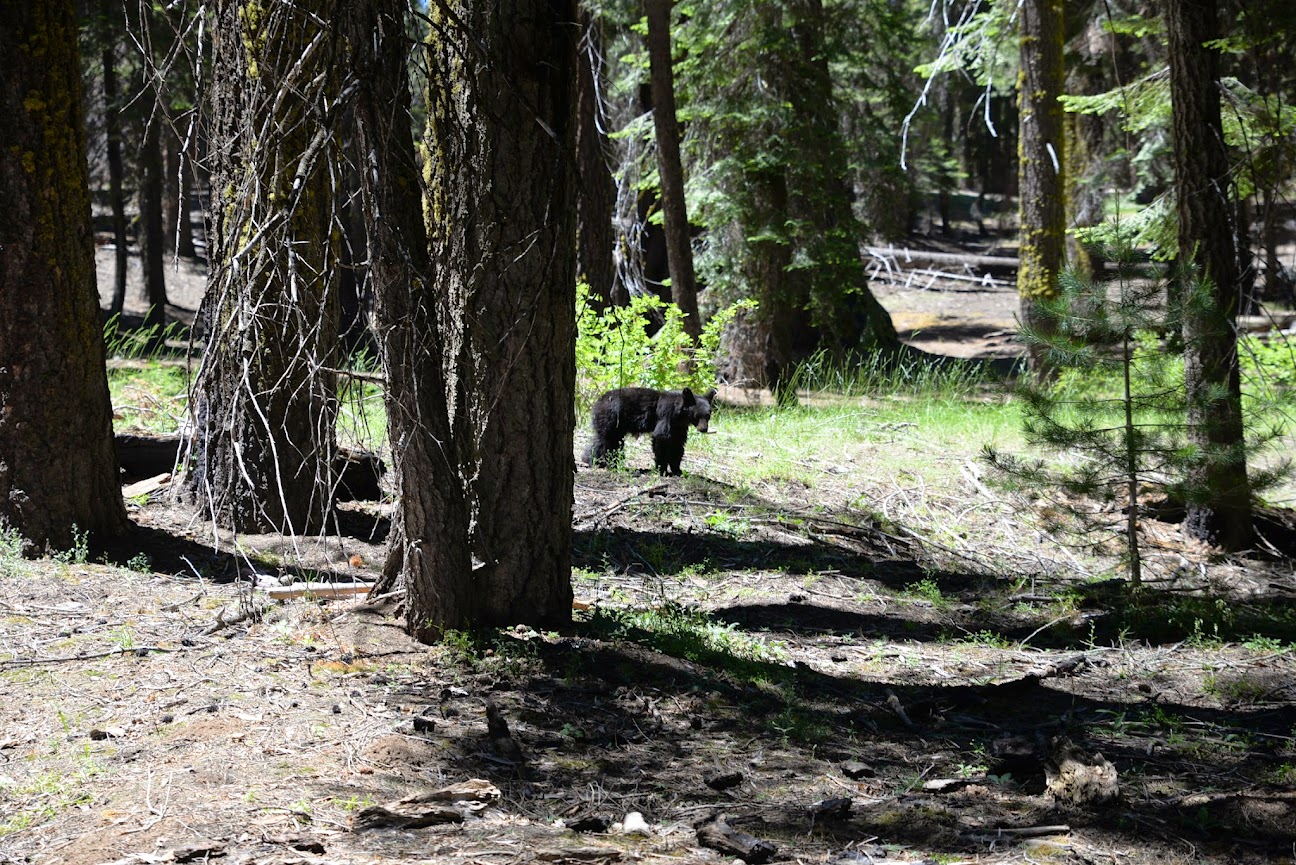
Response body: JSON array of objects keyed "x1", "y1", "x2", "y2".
[
  {"x1": 576, "y1": 9, "x2": 619, "y2": 310},
  {"x1": 1017, "y1": 0, "x2": 1066, "y2": 377},
  {"x1": 645, "y1": 0, "x2": 701, "y2": 342},
  {"x1": 425, "y1": 1, "x2": 577, "y2": 628},
  {"x1": 184, "y1": 0, "x2": 341, "y2": 535},
  {"x1": 0, "y1": 0, "x2": 129, "y2": 551},
  {"x1": 344, "y1": 0, "x2": 473, "y2": 639},
  {"x1": 1165, "y1": 0, "x2": 1252, "y2": 550}
]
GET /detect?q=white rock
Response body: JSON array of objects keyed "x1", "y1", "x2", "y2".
[{"x1": 621, "y1": 811, "x2": 651, "y2": 836}]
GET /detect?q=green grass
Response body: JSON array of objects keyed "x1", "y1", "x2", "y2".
[
  {"x1": 698, "y1": 398, "x2": 1023, "y2": 490},
  {"x1": 107, "y1": 364, "x2": 189, "y2": 435}
]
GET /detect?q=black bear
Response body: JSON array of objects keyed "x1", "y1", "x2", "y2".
[{"x1": 586, "y1": 386, "x2": 717, "y2": 476}]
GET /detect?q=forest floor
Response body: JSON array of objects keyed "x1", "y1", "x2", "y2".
[{"x1": 1, "y1": 235, "x2": 1294, "y2": 865}]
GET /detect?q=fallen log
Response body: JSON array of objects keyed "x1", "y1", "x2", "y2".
[
  {"x1": 866, "y1": 245, "x2": 1020, "y2": 274},
  {"x1": 115, "y1": 433, "x2": 385, "y2": 501},
  {"x1": 695, "y1": 817, "x2": 777, "y2": 864}
]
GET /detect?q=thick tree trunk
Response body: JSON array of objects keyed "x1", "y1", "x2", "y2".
[
  {"x1": 1165, "y1": 0, "x2": 1251, "y2": 550},
  {"x1": 137, "y1": 111, "x2": 168, "y2": 338},
  {"x1": 1017, "y1": 0, "x2": 1066, "y2": 376},
  {"x1": 645, "y1": 0, "x2": 701, "y2": 342},
  {"x1": 344, "y1": 0, "x2": 473, "y2": 639},
  {"x1": 184, "y1": 0, "x2": 341, "y2": 535},
  {"x1": 0, "y1": 0, "x2": 129, "y2": 551},
  {"x1": 575, "y1": 11, "x2": 619, "y2": 311},
  {"x1": 425, "y1": 1, "x2": 577, "y2": 628},
  {"x1": 100, "y1": 0, "x2": 128, "y2": 318}
]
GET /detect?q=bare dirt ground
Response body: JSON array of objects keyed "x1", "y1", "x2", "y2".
[{"x1": 1, "y1": 240, "x2": 1293, "y2": 865}]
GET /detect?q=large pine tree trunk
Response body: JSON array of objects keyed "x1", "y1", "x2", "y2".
[
  {"x1": 1017, "y1": 0, "x2": 1066, "y2": 376},
  {"x1": 344, "y1": 0, "x2": 473, "y2": 640},
  {"x1": 0, "y1": 0, "x2": 129, "y2": 551},
  {"x1": 575, "y1": 11, "x2": 619, "y2": 311},
  {"x1": 646, "y1": 0, "x2": 701, "y2": 343},
  {"x1": 1165, "y1": 0, "x2": 1251, "y2": 550},
  {"x1": 424, "y1": 1, "x2": 577, "y2": 628},
  {"x1": 183, "y1": 0, "x2": 341, "y2": 535}
]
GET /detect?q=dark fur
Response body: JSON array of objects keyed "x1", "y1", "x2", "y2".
[{"x1": 585, "y1": 386, "x2": 717, "y2": 476}]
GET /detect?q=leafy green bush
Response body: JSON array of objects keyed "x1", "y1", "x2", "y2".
[{"x1": 574, "y1": 282, "x2": 752, "y2": 410}]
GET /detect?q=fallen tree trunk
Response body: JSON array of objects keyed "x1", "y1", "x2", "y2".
[
  {"x1": 115, "y1": 433, "x2": 385, "y2": 501},
  {"x1": 865, "y1": 246, "x2": 1020, "y2": 275}
]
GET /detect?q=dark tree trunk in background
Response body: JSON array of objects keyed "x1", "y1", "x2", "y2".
[
  {"x1": 1065, "y1": 14, "x2": 1112, "y2": 280},
  {"x1": 345, "y1": 0, "x2": 473, "y2": 639},
  {"x1": 721, "y1": 0, "x2": 898, "y2": 402},
  {"x1": 100, "y1": 0, "x2": 128, "y2": 318},
  {"x1": 0, "y1": 0, "x2": 129, "y2": 551},
  {"x1": 137, "y1": 112, "x2": 168, "y2": 337},
  {"x1": 176, "y1": 134, "x2": 197, "y2": 259},
  {"x1": 645, "y1": 0, "x2": 701, "y2": 342},
  {"x1": 184, "y1": 0, "x2": 341, "y2": 535},
  {"x1": 575, "y1": 9, "x2": 619, "y2": 310},
  {"x1": 423, "y1": 0, "x2": 577, "y2": 629},
  {"x1": 1165, "y1": 0, "x2": 1252, "y2": 550},
  {"x1": 1017, "y1": 0, "x2": 1066, "y2": 376}
]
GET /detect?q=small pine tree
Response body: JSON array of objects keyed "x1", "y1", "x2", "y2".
[{"x1": 985, "y1": 241, "x2": 1285, "y2": 583}]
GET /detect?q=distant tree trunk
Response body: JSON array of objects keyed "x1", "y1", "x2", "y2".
[
  {"x1": 176, "y1": 134, "x2": 197, "y2": 259},
  {"x1": 137, "y1": 112, "x2": 168, "y2": 337},
  {"x1": 645, "y1": 0, "x2": 701, "y2": 343},
  {"x1": 184, "y1": 0, "x2": 341, "y2": 535},
  {"x1": 1165, "y1": 0, "x2": 1252, "y2": 550},
  {"x1": 719, "y1": 0, "x2": 898, "y2": 403},
  {"x1": 423, "y1": 0, "x2": 577, "y2": 629},
  {"x1": 162, "y1": 125, "x2": 179, "y2": 254},
  {"x1": 344, "y1": 0, "x2": 472, "y2": 639},
  {"x1": 575, "y1": 9, "x2": 619, "y2": 310},
  {"x1": 0, "y1": 0, "x2": 129, "y2": 551},
  {"x1": 100, "y1": 0, "x2": 128, "y2": 318},
  {"x1": 1017, "y1": 0, "x2": 1066, "y2": 376},
  {"x1": 1065, "y1": 14, "x2": 1111, "y2": 280}
]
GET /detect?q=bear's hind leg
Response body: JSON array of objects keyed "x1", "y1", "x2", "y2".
[{"x1": 589, "y1": 435, "x2": 626, "y2": 469}]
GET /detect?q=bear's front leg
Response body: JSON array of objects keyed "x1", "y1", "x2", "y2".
[{"x1": 652, "y1": 435, "x2": 685, "y2": 476}]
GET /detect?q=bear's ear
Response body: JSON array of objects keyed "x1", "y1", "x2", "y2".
[
  {"x1": 703, "y1": 388, "x2": 717, "y2": 402},
  {"x1": 681, "y1": 388, "x2": 696, "y2": 406}
]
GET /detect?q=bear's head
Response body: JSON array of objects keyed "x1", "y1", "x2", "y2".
[{"x1": 681, "y1": 387, "x2": 718, "y2": 432}]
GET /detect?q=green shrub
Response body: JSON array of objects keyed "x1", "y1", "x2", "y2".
[{"x1": 575, "y1": 282, "x2": 753, "y2": 410}]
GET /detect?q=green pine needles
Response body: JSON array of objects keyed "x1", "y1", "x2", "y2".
[{"x1": 985, "y1": 243, "x2": 1287, "y2": 584}]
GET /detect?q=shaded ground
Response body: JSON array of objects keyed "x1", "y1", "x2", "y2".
[{"x1": 3, "y1": 466, "x2": 1295, "y2": 865}]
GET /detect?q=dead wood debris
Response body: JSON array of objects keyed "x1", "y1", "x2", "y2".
[
  {"x1": 695, "y1": 815, "x2": 778, "y2": 864},
  {"x1": 574, "y1": 482, "x2": 669, "y2": 528},
  {"x1": 350, "y1": 779, "x2": 500, "y2": 831},
  {"x1": 1045, "y1": 737, "x2": 1120, "y2": 805}
]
